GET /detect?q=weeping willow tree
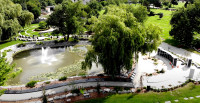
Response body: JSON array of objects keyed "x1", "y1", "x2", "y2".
[
  {"x1": 82, "y1": 4, "x2": 161, "y2": 76},
  {"x1": 0, "y1": 0, "x2": 34, "y2": 41},
  {"x1": 0, "y1": 52, "x2": 22, "y2": 95}
]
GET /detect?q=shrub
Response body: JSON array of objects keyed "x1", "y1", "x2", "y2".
[
  {"x1": 192, "y1": 39, "x2": 200, "y2": 48},
  {"x1": 136, "y1": 88, "x2": 141, "y2": 92},
  {"x1": 68, "y1": 37, "x2": 79, "y2": 42},
  {"x1": 161, "y1": 88, "x2": 168, "y2": 92},
  {"x1": 149, "y1": 11, "x2": 155, "y2": 16},
  {"x1": 148, "y1": 73, "x2": 153, "y2": 76},
  {"x1": 124, "y1": 87, "x2": 130, "y2": 90},
  {"x1": 158, "y1": 13, "x2": 163, "y2": 18},
  {"x1": 26, "y1": 81, "x2": 37, "y2": 88},
  {"x1": 154, "y1": 62, "x2": 158, "y2": 65},
  {"x1": 79, "y1": 72, "x2": 86, "y2": 76},
  {"x1": 35, "y1": 28, "x2": 49, "y2": 31},
  {"x1": 59, "y1": 76, "x2": 67, "y2": 81},
  {"x1": 160, "y1": 69, "x2": 165, "y2": 73},
  {"x1": 17, "y1": 43, "x2": 26, "y2": 47},
  {"x1": 114, "y1": 86, "x2": 123, "y2": 93},
  {"x1": 55, "y1": 38, "x2": 65, "y2": 43},
  {"x1": 71, "y1": 89, "x2": 80, "y2": 94},
  {"x1": 5, "y1": 49, "x2": 12, "y2": 52},
  {"x1": 163, "y1": 2, "x2": 169, "y2": 6},
  {"x1": 45, "y1": 38, "x2": 51, "y2": 40},
  {"x1": 45, "y1": 81, "x2": 51, "y2": 84},
  {"x1": 80, "y1": 89, "x2": 86, "y2": 94},
  {"x1": 36, "y1": 42, "x2": 44, "y2": 45},
  {"x1": 96, "y1": 84, "x2": 101, "y2": 94},
  {"x1": 39, "y1": 21, "x2": 47, "y2": 29},
  {"x1": 101, "y1": 1, "x2": 108, "y2": 6}
]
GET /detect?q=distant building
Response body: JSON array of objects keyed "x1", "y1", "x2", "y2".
[
  {"x1": 73, "y1": 0, "x2": 91, "y2": 4},
  {"x1": 45, "y1": 6, "x2": 55, "y2": 13}
]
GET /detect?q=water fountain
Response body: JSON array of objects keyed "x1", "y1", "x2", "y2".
[
  {"x1": 8, "y1": 45, "x2": 102, "y2": 85},
  {"x1": 41, "y1": 47, "x2": 57, "y2": 65}
]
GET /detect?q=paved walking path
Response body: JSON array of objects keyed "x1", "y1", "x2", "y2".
[
  {"x1": 3, "y1": 78, "x2": 103, "y2": 94},
  {"x1": 0, "y1": 81, "x2": 133, "y2": 101}
]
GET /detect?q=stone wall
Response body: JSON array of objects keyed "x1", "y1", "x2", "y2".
[{"x1": 157, "y1": 47, "x2": 178, "y2": 66}]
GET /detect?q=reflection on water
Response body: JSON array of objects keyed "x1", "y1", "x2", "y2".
[{"x1": 7, "y1": 46, "x2": 84, "y2": 85}]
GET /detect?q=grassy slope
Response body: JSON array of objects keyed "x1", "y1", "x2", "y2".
[
  {"x1": 0, "y1": 41, "x2": 24, "y2": 50},
  {"x1": 145, "y1": 3, "x2": 186, "y2": 43},
  {"x1": 78, "y1": 83, "x2": 200, "y2": 103},
  {"x1": 145, "y1": 9, "x2": 173, "y2": 41},
  {"x1": 20, "y1": 24, "x2": 40, "y2": 36}
]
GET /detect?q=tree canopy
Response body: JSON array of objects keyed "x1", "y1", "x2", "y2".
[
  {"x1": 47, "y1": 0, "x2": 87, "y2": 41},
  {"x1": 170, "y1": 2, "x2": 200, "y2": 46},
  {"x1": 0, "y1": 0, "x2": 33, "y2": 41},
  {"x1": 82, "y1": 4, "x2": 161, "y2": 76},
  {"x1": 0, "y1": 52, "x2": 22, "y2": 93},
  {"x1": 104, "y1": 4, "x2": 148, "y2": 23},
  {"x1": 27, "y1": 0, "x2": 41, "y2": 19},
  {"x1": 84, "y1": 0, "x2": 103, "y2": 18},
  {"x1": 18, "y1": 10, "x2": 34, "y2": 28}
]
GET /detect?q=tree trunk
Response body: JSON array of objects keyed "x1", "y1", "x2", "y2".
[
  {"x1": 149, "y1": 52, "x2": 151, "y2": 58},
  {"x1": 64, "y1": 35, "x2": 66, "y2": 41},
  {"x1": 64, "y1": 35, "x2": 69, "y2": 42},
  {"x1": 66, "y1": 34, "x2": 69, "y2": 41}
]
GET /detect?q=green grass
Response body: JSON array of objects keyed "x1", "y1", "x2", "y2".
[
  {"x1": 20, "y1": 24, "x2": 40, "y2": 37},
  {"x1": 78, "y1": 83, "x2": 200, "y2": 103},
  {"x1": 145, "y1": 2, "x2": 185, "y2": 44},
  {"x1": 0, "y1": 41, "x2": 25, "y2": 50},
  {"x1": 145, "y1": 9, "x2": 173, "y2": 40},
  {"x1": 171, "y1": 2, "x2": 185, "y2": 9}
]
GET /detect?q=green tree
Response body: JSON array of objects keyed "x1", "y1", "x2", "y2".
[
  {"x1": 82, "y1": 5, "x2": 161, "y2": 76},
  {"x1": 47, "y1": 0, "x2": 86, "y2": 41},
  {"x1": 39, "y1": 21, "x2": 47, "y2": 29},
  {"x1": 18, "y1": 10, "x2": 34, "y2": 28},
  {"x1": 12, "y1": 0, "x2": 28, "y2": 10},
  {"x1": 27, "y1": 0, "x2": 41, "y2": 19},
  {"x1": 104, "y1": 4, "x2": 148, "y2": 23},
  {"x1": 0, "y1": 0, "x2": 33, "y2": 41},
  {"x1": 55, "y1": 0, "x2": 64, "y2": 4},
  {"x1": 106, "y1": 0, "x2": 128, "y2": 5},
  {"x1": 170, "y1": 3, "x2": 200, "y2": 46},
  {"x1": 40, "y1": 0, "x2": 55, "y2": 9},
  {"x1": 171, "y1": 0, "x2": 178, "y2": 6},
  {"x1": 0, "y1": 52, "x2": 22, "y2": 88},
  {"x1": 139, "y1": 24, "x2": 162, "y2": 56},
  {"x1": 85, "y1": 0, "x2": 103, "y2": 18},
  {"x1": 130, "y1": 0, "x2": 139, "y2": 5}
]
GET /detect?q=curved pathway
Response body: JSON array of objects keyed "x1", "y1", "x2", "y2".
[{"x1": 0, "y1": 81, "x2": 133, "y2": 101}]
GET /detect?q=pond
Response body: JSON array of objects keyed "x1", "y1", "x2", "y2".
[{"x1": 7, "y1": 45, "x2": 103, "y2": 85}]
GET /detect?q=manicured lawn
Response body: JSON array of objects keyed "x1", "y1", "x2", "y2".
[
  {"x1": 0, "y1": 41, "x2": 25, "y2": 50},
  {"x1": 78, "y1": 83, "x2": 200, "y2": 103},
  {"x1": 145, "y1": 9, "x2": 173, "y2": 41},
  {"x1": 172, "y1": 2, "x2": 185, "y2": 9},
  {"x1": 145, "y1": 2, "x2": 185, "y2": 44},
  {"x1": 20, "y1": 23, "x2": 40, "y2": 36}
]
